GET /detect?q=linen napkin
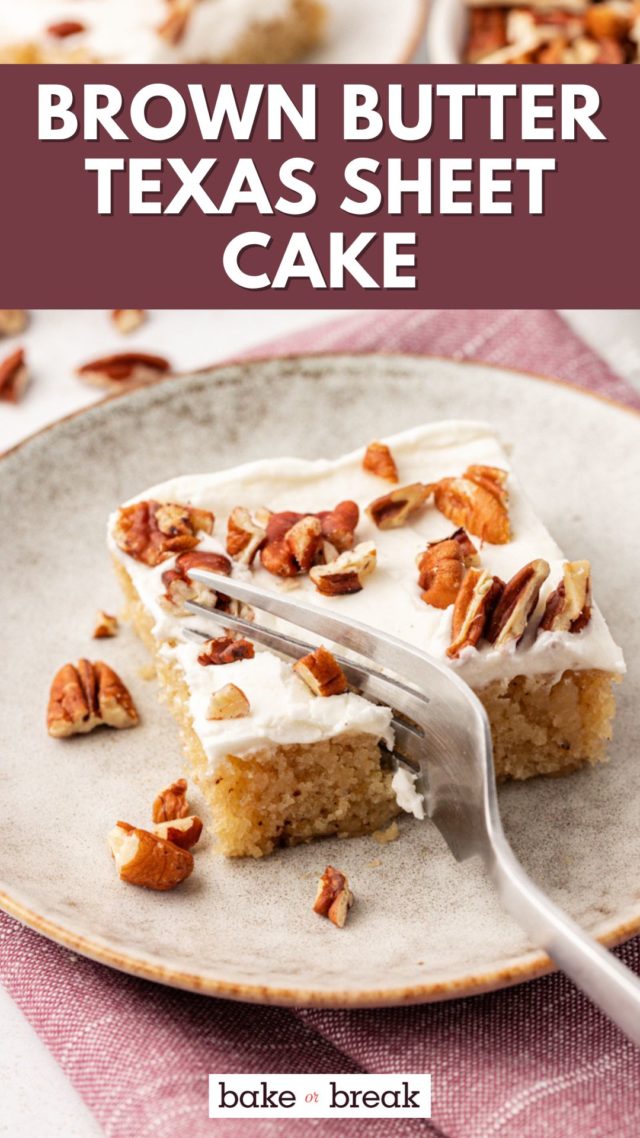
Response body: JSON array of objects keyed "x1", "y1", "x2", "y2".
[{"x1": 2, "y1": 309, "x2": 639, "y2": 1138}]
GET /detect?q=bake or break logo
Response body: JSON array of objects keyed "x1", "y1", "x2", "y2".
[{"x1": 209, "y1": 1074, "x2": 432, "y2": 1119}]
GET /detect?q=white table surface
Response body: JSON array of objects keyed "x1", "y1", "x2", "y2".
[{"x1": 1, "y1": 307, "x2": 639, "y2": 1138}]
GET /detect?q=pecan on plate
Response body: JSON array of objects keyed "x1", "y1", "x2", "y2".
[
  {"x1": 153, "y1": 816, "x2": 203, "y2": 849},
  {"x1": 152, "y1": 778, "x2": 189, "y2": 823},
  {"x1": 92, "y1": 610, "x2": 119, "y2": 639},
  {"x1": 77, "y1": 351, "x2": 170, "y2": 392},
  {"x1": 108, "y1": 822, "x2": 194, "y2": 890},
  {"x1": 47, "y1": 660, "x2": 138, "y2": 737},
  {"x1": 0, "y1": 348, "x2": 30, "y2": 403},
  {"x1": 313, "y1": 866, "x2": 354, "y2": 928}
]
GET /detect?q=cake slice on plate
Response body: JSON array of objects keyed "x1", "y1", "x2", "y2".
[
  {"x1": 0, "y1": 0, "x2": 326, "y2": 64},
  {"x1": 108, "y1": 422, "x2": 625, "y2": 857}
]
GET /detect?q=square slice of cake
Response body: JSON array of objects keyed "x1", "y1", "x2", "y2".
[
  {"x1": 0, "y1": 0, "x2": 326, "y2": 64},
  {"x1": 108, "y1": 422, "x2": 625, "y2": 858}
]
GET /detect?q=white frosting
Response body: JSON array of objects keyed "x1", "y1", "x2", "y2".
[
  {"x1": 0, "y1": 0, "x2": 296, "y2": 62},
  {"x1": 107, "y1": 421, "x2": 625, "y2": 811}
]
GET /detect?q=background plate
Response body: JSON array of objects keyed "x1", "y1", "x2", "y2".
[
  {"x1": 1, "y1": 353, "x2": 639, "y2": 1007},
  {"x1": 310, "y1": 0, "x2": 429, "y2": 63}
]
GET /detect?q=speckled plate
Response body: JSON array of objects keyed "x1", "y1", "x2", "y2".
[
  {"x1": 310, "y1": 0, "x2": 429, "y2": 64},
  {"x1": 1, "y1": 354, "x2": 639, "y2": 1007}
]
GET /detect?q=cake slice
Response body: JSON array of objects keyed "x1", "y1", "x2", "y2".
[
  {"x1": 108, "y1": 422, "x2": 625, "y2": 858},
  {"x1": 0, "y1": 0, "x2": 326, "y2": 64}
]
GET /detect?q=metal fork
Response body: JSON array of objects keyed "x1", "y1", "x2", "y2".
[{"x1": 187, "y1": 568, "x2": 640, "y2": 1042}]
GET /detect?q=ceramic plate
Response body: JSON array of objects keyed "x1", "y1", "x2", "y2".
[
  {"x1": 310, "y1": 0, "x2": 429, "y2": 63},
  {"x1": 1, "y1": 354, "x2": 639, "y2": 1008}
]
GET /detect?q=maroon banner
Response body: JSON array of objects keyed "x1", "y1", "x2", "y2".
[{"x1": 0, "y1": 65, "x2": 638, "y2": 308}]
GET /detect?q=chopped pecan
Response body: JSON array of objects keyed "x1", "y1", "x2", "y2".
[
  {"x1": 539, "y1": 560, "x2": 592, "y2": 634},
  {"x1": 0, "y1": 310, "x2": 28, "y2": 335},
  {"x1": 317, "y1": 501, "x2": 359, "y2": 552},
  {"x1": 487, "y1": 559, "x2": 550, "y2": 648},
  {"x1": 286, "y1": 516, "x2": 323, "y2": 573},
  {"x1": 47, "y1": 20, "x2": 86, "y2": 37},
  {"x1": 206, "y1": 684, "x2": 251, "y2": 720},
  {"x1": 161, "y1": 550, "x2": 231, "y2": 613},
  {"x1": 294, "y1": 646, "x2": 349, "y2": 697},
  {"x1": 108, "y1": 822, "x2": 194, "y2": 891},
  {"x1": 313, "y1": 866, "x2": 354, "y2": 928},
  {"x1": 47, "y1": 660, "x2": 138, "y2": 737},
  {"x1": 366, "y1": 483, "x2": 432, "y2": 530},
  {"x1": 447, "y1": 569, "x2": 504, "y2": 658},
  {"x1": 157, "y1": 0, "x2": 196, "y2": 44},
  {"x1": 92, "y1": 610, "x2": 119, "y2": 639},
  {"x1": 261, "y1": 539, "x2": 299, "y2": 578},
  {"x1": 466, "y1": 6, "x2": 508, "y2": 62},
  {"x1": 153, "y1": 815, "x2": 203, "y2": 849},
  {"x1": 226, "y1": 506, "x2": 270, "y2": 565},
  {"x1": 434, "y1": 466, "x2": 510, "y2": 545},
  {"x1": 77, "y1": 351, "x2": 170, "y2": 391},
  {"x1": 309, "y1": 541, "x2": 377, "y2": 596},
  {"x1": 198, "y1": 635, "x2": 255, "y2": 666},
  {"x1": 363, "y1": 440, "x2": 399, "y2": 483},
  {"x1": 0, "y1": 348, "x2": 30, "y2": 403},
  {"x1": 152, "y1": 778, "x2": 189, "y2": 823},
  {"x1": 111, "y1": 309, "x2": 146, "y2": 335},
  {"x1": 113, "y1": 499, "x2": 214, "y2": 566},
  {"x1": 417, "y1": 528, "x2": 479, "y2": 609}
]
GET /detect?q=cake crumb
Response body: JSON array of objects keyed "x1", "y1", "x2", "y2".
[
  {"x1": 373, "y1": 821, "x2": 399, "y2": 845},
  {"x1": 138, "y1": 663, "x2": 156, "y2": 681},
  {"x1": 367, "y1": 858, "x2": 382, "y2": 868}
]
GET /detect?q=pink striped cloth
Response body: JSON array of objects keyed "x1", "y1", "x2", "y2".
[{"x1": 2, "y1": 309, "x2": 639, "y2": 1138}]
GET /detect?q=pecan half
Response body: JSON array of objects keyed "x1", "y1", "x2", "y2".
[
  {"x1": 47, "y1": 20, "x2": 86, "y2": 37},
  {"x1": 434, "y1": 466, "x2": 510, "y2": 545},
  {"x1": 113, "y1": 499, "x2": 214, "y2": 566},
  {"x1": 161, "y1": 549, "x2": 231, "y2": 613},
  {"x1": 313, "y1": 866, "x2": 354, "y2": 928},
  {"x1": 366, "y1": 482, "x2": 432, "y2": 530},
  {"x1": 111, "y1": 309, "x2": 146, "y2": 335},
  {"x1": 417, "y1": 528, "x2": 479, "y2": 609},
  {"x1": 153, "y1": 815, "x2": 203, "y2": 849},
  {"x1": 309, "y1": 541, "x2": 377, "y2": 596},
  {"x1": 363, "y1": 440, "x2": 399, "y2": 483},
  {"x1": 152, "y1": 778, "x2": 189, "y2": 823},
  {"x1": 198, "y1": 635, "x2": 255, "y2": 666},
  {"x1": 0, "y1": 348, "x2": 30, "y2": 403},
  {"x1": 487, "y1": 559, "x2": 551, "y2": 648},
  {"x1": 157, "y1": 0, "x2": 196, "y2": 44},
  {"x1": 77, "y1": 351, "x2": 170, "y2": 391},
  {"x1": 226, "y1": 506, "x2": 270, "y2": 565},
  {"x1": 206, "y1": 684, "x2": 251, "y2": 720},
  {"x1": 108, "y1": 822, "x2": 194, "y2": 891},
  {"x1": 47, "y1": 660, "x2": 138, "y2": 737},
  {"x1": 0, "y1": 310, "x2": 28, "y2": 336},
  {"x1": 539, "y1": 560, "x2": 592, "y2": 634},
  {"x1": 294, "y1": 646, "x2": 349, "y2": 697},
  {"x1": 92, "y1": 610, "x2": 119, "y2": 639},
  {"x1": 447, "y1": 569, "x2": 504, "y2": 658}
]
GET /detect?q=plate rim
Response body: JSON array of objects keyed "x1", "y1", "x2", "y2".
[
  {"x1": 322, "y1": 0, "x2": 431, "y2": 64},
  {"x1": 1, "y1": 350, "x2": 639, "y2": 1008}
]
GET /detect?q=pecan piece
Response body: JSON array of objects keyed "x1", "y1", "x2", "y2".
[
  {"x1": 0, "y1": 310, "x2": 28, "y2": 336},
  {"x1": 47, "y1": 660, "x2": 138, "y2": 737},
  {"x1": 294, "y1": 646, "x2": 349, "y2": 697},
  {"x1": 313, "y1": 866, "x2": 354, "y2": 928},
  {"x1": 417, "y1": 528, "x2": 479, "y2": 609},
  {"x1": 539, "y1": 560, "x2": 592, "y2": 635},
  {"x1": 286, "y1": 515, "x2": 323, "y2": 573},
  {"x1": 113, "y1": 499, "x2": 214, "y2": 566},
  {"x1": 366, "y1": 483, "x2": 432, "y2": 530},
  {"x1": 226, "y1": 506, "x2": 270, "y2": 565},
  {"x1": 207, "y1": 684, "x2": 251, "y2": 720},
  {"x1": 157, "y1": 0, "x2": 196, "y2": 44},
  {"x1": 317, "y1": 501, "x2": 359, "y2": 552},
  {"x1": 92, "y1": 610, "x2": 119, "y2": 639},
  {"x1": 0, "y1": 348, "x2": 30, "y2": 403},
  {"x1": 153, "y1": 815, "x2": 203, "y2": 849},
  {"x1": 363, "y1": 440, "x2": 399, "y2": 483},
  {"x1": 153, "y1": 778, "x2": 189, "y2": 823},
  {"x1": 198, "y1": 635, "x2": 255, "y2": 666},
  {"x1": 260, "y1": 539, "x2": 299, "y2": 578},
  {"x1": 111, "y1": 309, "x2": 146, "y2": 335},
  {"x1": 585, "y1": 4, "x2": 631, "y2": 40},
  {"x1": 161, "y1": 550, "x2": 231, "y2": 613},
  {"x1": 47, "y1": 20, "x2": 86, "y2": 37},
  {"x1": 108, "y1": 822, "x2": 194, "y2": 891},
  {"x1": 77, "y1": 351, "x2": 170, "y2": 391},
  {"x1": 309, "y1": 541, "x2": 377, "y2": 596},
  {"x1": 466, "y1": 6, "x2": 508, "y2": 61},
  {"x1": 434, "y1": 467, "x2": 510, "y2": 545},
  {"x1": 447, "y1": 569, "x2": 504, "y2": 659},
  {"x1": 487, "y1": 559, "x2": 551, "y2": 648}
]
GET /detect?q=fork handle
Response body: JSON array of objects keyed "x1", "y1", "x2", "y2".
[{"x1": 490, "y1": 833, "x2": 640, "y2": 1045}]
